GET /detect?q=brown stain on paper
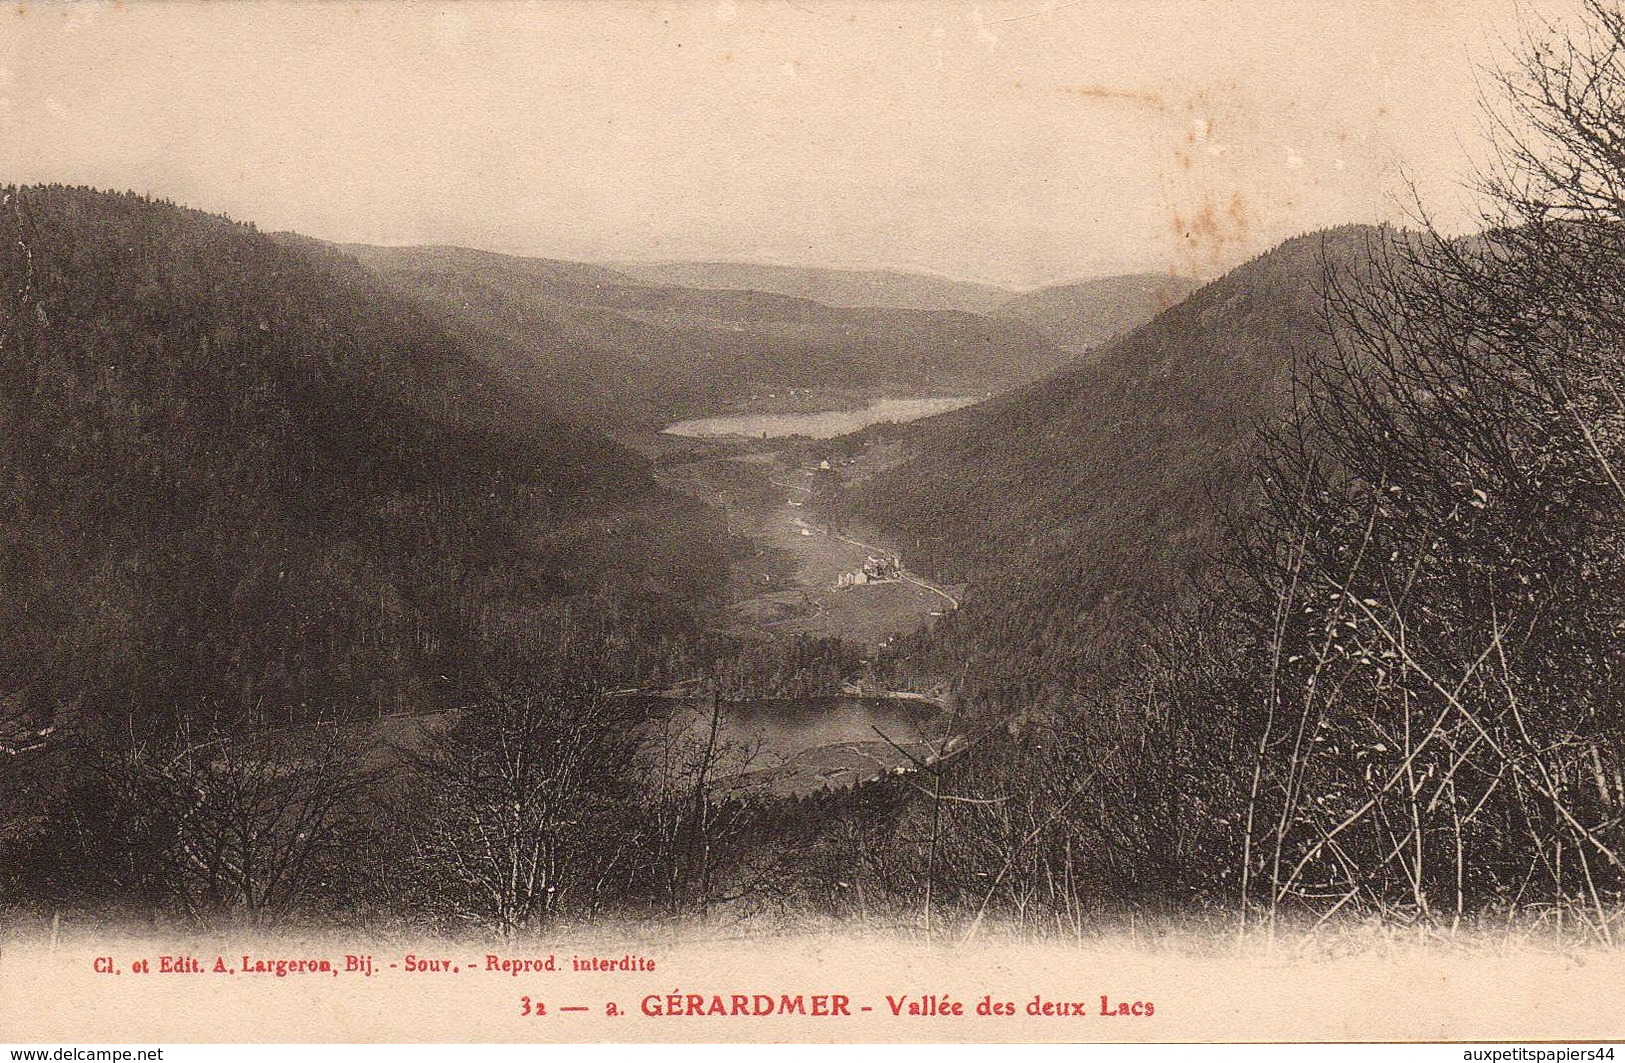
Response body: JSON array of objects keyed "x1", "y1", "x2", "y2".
[
  {"x1": 1059, "y1": 82, "x2": 1168, "y2": 111},
  {"x1": 1170, "y1": 190, "x2": 1253, "y2": 278}
]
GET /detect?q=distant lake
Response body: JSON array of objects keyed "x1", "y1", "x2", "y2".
[
  {"x1": 674, "y1": 695, "x2": 945, "y2": 759},
  {"x1": 662, "y1": 396, "x2": 979, "y2": 440}
]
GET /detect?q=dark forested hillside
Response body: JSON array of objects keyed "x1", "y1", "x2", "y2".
[
  {"x1": 341, "y1": 243, "x2": 1073, "y2": 428},
  {"x1": 847, "y1": 226, "x2": 1386, "y2": 699},
  {"x1": 0, "y1": 186, "x2": 725, "y2": 739},
  {"x1": 993, "y1": 272, "x2": 1201, "y2": 355}
]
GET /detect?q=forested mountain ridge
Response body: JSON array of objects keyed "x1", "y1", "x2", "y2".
[
  {"x1": 609, "y1": 259, "x2": 1015, "y2": 313},
  {"x1": 992, "y1": 272, "x2": 1201, "y2": 354},
  {"x1": 0, "y1": 185, "x2": 725, "y2": 739},
  {"x1": 847, "y1": 225, "x2": 1387, "y2": 698},
  {"x1": 342, "y1": 242, "x2": 1077, "y2": 428}
]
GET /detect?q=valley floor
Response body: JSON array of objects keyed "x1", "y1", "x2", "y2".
[{"x1": 650, "y1": 440, "x2": 963, "y2": 652}]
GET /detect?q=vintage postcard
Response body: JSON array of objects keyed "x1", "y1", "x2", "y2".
[{"x1": 2, "y1": 0, "x2": 1624, "y2": 1048}]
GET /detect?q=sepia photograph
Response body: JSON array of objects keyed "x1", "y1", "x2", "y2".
[{"x1": 3, "y1": 0, "x2": 1625, "y2": 1048}]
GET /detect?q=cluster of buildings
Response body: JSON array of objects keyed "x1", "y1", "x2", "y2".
[{"x1": 836, "y1": 555, "x2": 902, "y2": 588}]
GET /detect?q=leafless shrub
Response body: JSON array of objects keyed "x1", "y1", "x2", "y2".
[
  {"x1": 1225, "y1": 0, "x2": 1625, "y2": 938},
  {"x1": 394, "y1": 684, "x2": 647, "y2": 938}
]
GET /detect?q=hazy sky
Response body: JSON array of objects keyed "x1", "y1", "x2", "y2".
[{"x1": 0, "y1": 0, "x2": 1576, "y2": 288}]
